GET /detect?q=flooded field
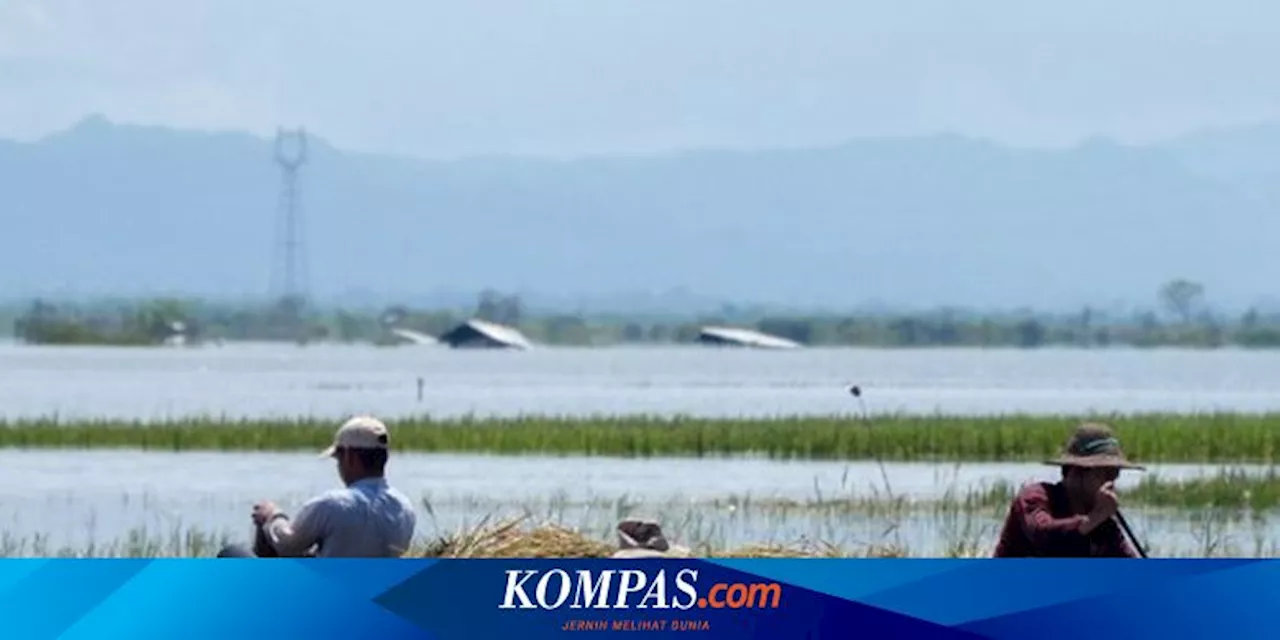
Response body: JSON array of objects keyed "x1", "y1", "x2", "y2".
[
  {"x1": 4, "y1": 343, "x2": 1279, "y2": 556},
  {"x1": 0, "y1": 449, "x2": 1273, "y2": 556},
  {"x1": 3, "y1": 343, "x2": 1280, "y2": 420}
]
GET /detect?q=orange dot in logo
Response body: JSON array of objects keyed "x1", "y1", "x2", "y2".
[{"x1": 698, "y1": 598, "x2": 707, "y2": 608}]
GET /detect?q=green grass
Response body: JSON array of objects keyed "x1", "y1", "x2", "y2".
[
  {"x1": 2, "y1": 412, "x2": 1280, "y2": 462},
  {"x1": 739, "y1": 471, "x2": 1280, "y2": 513},
  {"x1": 493, "y1": 466, "x2": 1280, "y2": 513},
  {"x1": 0, "y1": 499, "x2": 1275, "y2": 558},
  {"x1": 1130, "y1": 469, "x2": 1280, "y2": 511},
  {"x1": 0, "y1": 526, "x2": 236, "y2": 558}
]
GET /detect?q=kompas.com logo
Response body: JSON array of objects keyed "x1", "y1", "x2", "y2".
[{"x1": 498, "y1": 567, "x2": 783, "y2": 610}]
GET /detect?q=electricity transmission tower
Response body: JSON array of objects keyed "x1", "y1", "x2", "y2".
[{"x1": 271, "y1": 127, "x2": 309, "y2": 342}]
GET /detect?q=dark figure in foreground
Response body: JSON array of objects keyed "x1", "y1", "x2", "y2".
[
  {"x1": 993, "y1": 422, "x2": 1145, "y2": 558},
  {"x1": 610, "y1": 518, "x2": 692, "y2": 559},
  {"x1": 218, "y1": 415, "x2": 417, "y2": 558}
]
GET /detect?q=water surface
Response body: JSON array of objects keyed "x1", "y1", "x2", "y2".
[
  {"x1": 3, "y1": 343, "x2": 1279, "y2": 420},
  {"x1": 0, "y1": 450, "x2": 1270, "y2": 555}
]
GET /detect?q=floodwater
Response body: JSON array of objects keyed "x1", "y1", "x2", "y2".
[
  {"x1": 0, "y1": 450, "x2": 1271, "y2": 555},
  {"x1": 3, "y1": 342, "x2": 1280, "y2": 420},
  {"x1": 3, "y1": 342, "x2": 1280, "y2": 556}
]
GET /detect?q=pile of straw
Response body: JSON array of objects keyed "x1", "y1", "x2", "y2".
[
  {"x1": 417, "y1": 516, "x2": 907, "y2": 558},
  {"x1": 420, "y1": 516, "x2": 614, "y2": 558}
]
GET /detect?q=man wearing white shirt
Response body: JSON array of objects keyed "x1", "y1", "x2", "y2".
[{"x1": 218, "y1": 415, "x2": 417, "y2": 558}]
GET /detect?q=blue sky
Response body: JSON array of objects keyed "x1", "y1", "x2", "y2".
[{"x1": 2, "y1": 0, "x2": 1278, "y2": 158}]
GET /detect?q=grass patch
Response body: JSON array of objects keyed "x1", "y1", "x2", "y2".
[
  {"x1": 7, "y1": 471, "x2": 1280, "y2": 558},
  {"x1": 1131, "y1": 468, "x2": 1280, "y2": 511},
  {"x1": 2, "y1": 412, "x2": 1279, "y2": 463},
  {"x1": 496, "y1": 468, "x2": 1280, "y2": 513},
  {"x1": 0, "y1": 509, "x2": 1273, "y2": 559},
  {"x1": 0, "y1": 525, "x2": 235, "y2": 558}
]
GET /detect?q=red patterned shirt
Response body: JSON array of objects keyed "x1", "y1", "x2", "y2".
[{"x1": 993, "y1": 481, "x2": 1140, "y2": 558}]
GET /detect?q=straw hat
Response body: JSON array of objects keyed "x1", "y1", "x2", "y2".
[
  {"x1": 610, "y1": 518, "x2": 692, "y2": 559},
  {"x1": 1044, "y1": 422, "x2": 1145, "y2": 471}
]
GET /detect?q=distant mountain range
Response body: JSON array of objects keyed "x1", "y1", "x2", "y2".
[{"x1": 3, "y1": 115, "x2": 1279, "y2": 313}]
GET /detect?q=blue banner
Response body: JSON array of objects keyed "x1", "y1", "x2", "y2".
[{"x1": 0, "y1": 558, "x2": 1269, "y2": 639}]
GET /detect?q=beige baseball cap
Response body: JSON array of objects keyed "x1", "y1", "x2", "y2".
[{"x1": 321, "y1": 415, "x2": 391, "y2": 457}]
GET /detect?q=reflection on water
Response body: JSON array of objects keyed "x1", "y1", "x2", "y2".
[{"x1": 1, "y1": 449, "x2": 1274, "y2": 556}]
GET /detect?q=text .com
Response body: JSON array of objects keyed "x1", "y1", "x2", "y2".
[{"x1": 498, "y1": 568, "x2": 783, "y2": 610}]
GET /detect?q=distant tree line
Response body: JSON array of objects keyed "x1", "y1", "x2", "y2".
[
  {"x1": 12, "y1": 299, "x2": 194, "y2": 346},
  {"x1": 8, "y1": 279, "x2": 1280, "y2": 349}
]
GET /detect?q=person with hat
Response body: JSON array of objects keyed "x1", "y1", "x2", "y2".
[
  {"x1": 217, "y1": 415, "x2": 417, "y2": 558},
  {"x1": 992, "y1": 422, "x2": 1145, "y2": 558}
]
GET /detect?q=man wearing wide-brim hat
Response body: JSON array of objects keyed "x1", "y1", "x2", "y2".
[{"x1": 992, "y1": 422, "x2": 1145, "y2": 558}]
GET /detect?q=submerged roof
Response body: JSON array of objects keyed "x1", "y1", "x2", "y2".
[
  {"x1": 697, "y1": 325, "x2": 802, "y2": 349},
  {"x1": 439, "y1": 318, "x2": 533, "y2": 349},
  {"x1": 389, "y1": 327, "x2": 439, "y2": 345}
]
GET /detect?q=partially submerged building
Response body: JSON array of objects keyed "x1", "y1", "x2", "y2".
[
  {"x1": 388, "y1": 327, "x2": 439, "y2": 346},
  {"x1": 436, "y1": 319, "x2": 533, "y2": 349},
  {"x1": 695, "y1": 325, "x2": 802, "y2": 349}
]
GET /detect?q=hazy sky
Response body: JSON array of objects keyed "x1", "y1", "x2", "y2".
[{"x1": 2, "y1": 0, "x2": 1279, "y2": 158}]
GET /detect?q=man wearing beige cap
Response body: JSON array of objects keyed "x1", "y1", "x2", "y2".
[{"x1": 217, "y1": 415, "x2": 417, "y2": 558}]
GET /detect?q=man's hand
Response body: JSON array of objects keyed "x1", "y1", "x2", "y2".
[
  {"x1": 1092, "y1": 482, "x2": 1120, "y2": 520},
  {"x1": 252, "y1": 501, "x2": 280, "y2": 527},
  {"x1": 1080, "y1": 482, "x2": 1120, "y2": 535}
]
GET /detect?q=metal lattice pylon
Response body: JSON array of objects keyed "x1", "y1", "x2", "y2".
[{"x1": 271, "y1": 127, "x2": 309, "y2": 307}]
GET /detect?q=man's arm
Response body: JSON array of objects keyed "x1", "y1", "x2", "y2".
[
  {"x1": 1017, "y1": 484, "x2": 1137, "y2": 556},
  {"x1": 1016, "y1": 484, "x2": 1096, "y2": 544},
  {"x1": 262, "y1": 498, "x2": 330, "y2": 557}
]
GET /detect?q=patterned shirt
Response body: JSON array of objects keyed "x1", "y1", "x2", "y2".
[{"x1": 993, "y1": 481, "x2": 1140, "y2": 558}]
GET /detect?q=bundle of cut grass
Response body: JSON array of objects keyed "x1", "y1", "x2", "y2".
[
  {"x1": 420, "y1": 516, "x2": 614, "y2": 558},
  {"x1": 418, "y1": 515, "x2": 869, "y2": 559}
]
